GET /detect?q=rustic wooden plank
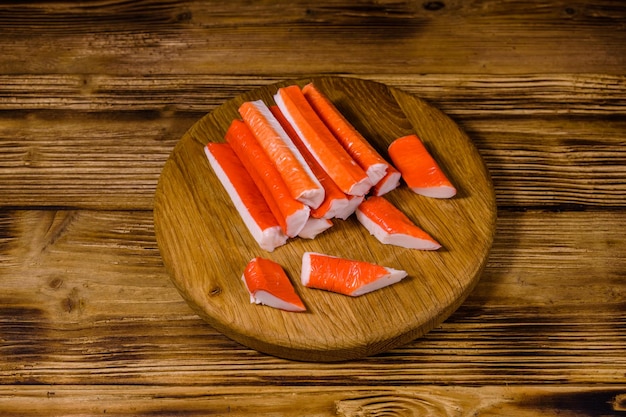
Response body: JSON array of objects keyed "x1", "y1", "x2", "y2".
[
  {"x1": 1, "y1": 74, "x2": 624, "y2": 209},
  {"x1": 0, "y1": 385, "x2": 625, "y2": 416},
  {"x1": 0, "y1": 0, "x2": 624, "y2": 75},
  {"x1": 1, "y1": 209, "x2": 624, "y2": 385}
]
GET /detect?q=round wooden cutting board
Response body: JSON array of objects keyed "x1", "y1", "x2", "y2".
[{"x1": 154, "y1": 76, "x2": 496, "y2": 362}]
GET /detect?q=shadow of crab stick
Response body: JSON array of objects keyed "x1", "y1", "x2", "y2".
[
  {"x1": 239, "y1": 100, "x2": 325, "y2": 209},
  {"x1": 225, "y1": 119, "x2": 310, "y2": 238},
  {"x1": 274, "y1": 85, "x2": 372, "y2": 197},
  {"x1": 242, "y1": 257, "x2": 306, "y2": 312},
  {"x1": 355, "y1": 196, "x2": 441, "y2": 250},
  {"x1": 301, "y1": 252, "x2": 407, "y2": 297},
  {"x1": 302, "y1": 83, "x2": 389, "y2": 186},
  {"x1": 269, "y1": 105, "x2": 351, "y2": 220},
  {"x1": 204, "y1": 143, "x2": 288, "y2": 252},
  {"x1": 388, "y1": 134, "x2": 457, "y2": 199}
]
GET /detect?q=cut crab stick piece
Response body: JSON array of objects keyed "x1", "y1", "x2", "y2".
[
  {"x1": 302, "y1": 83, "x2": 389, "y2": 185},
  {"x1": 242, "y1": 257, "x2": 306, "y2": 312},
  {"x1": 239, "y1": 100, "x2": 324, "y2": 209},
  {"x1": 388, "y1": 134, "x2": 457, "y2": 198},
  {"x1": 204, "y1": 143, "x2": 288, "y2": 252},
  {"x1": 274, "y1": 85, "x2": 372, "y2": 196},
  {"x1": 298, "y1": 217, "x2": 333, "y2": 239},
  {"x1": 335, "y1": 194, "x2": 365, "y2": 220},
  {"x1": 270, "y1": 105, "x2": 350, "y2": 219},
  {"x1": 371, "y1": 164, "x2": 402, "y2": 197},
  {"x1": 356, "y1": 196, "x2": 441, "y2": 250},
  {"x1": 301, "y1": 252, "x2": 407, "y2": 297},
  {"x1": 225, "y1": 119, "x2": 310, "y2": 237}
]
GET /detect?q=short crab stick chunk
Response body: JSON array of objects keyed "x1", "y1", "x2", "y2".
[
  {"x1": 274, "y1": 85, "x2": 372, "y2": 196},
  {"x1": 270, "y1": 105, "x2": 350, "y2": 220},
  {"x1": 301, "y1": 252, "x2": 407, "y2": 297},
  {"x1": 239, "y1": 100, "x2": 325, "y2": 209},
  {"x1": 204, "y1": 143, "x2": 288, "y2": 252},
  {"x1": 242, "y1": 257, "x2": 306, "y2": 312},
  {"x1": 225, "y1": 119, "x2": 310, "y2": 237},
  {"x1": 371, "y1": 164, "x2": 402, "y2": 197},
  {"x1": 356, "y1": 196, "x2": 441, "y2": 250},
  {"x1": 302, "y1": 83, "x2": 389, "y2": 185},
  {"x1": 298, "y1": 217, "x2": 333, "y2": 240},
  {"x1": 388, "y1": 134, "x2": 457, "y2": 198}
]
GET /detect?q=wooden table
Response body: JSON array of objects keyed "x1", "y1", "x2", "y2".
[{"x1": 1, "y1": 1, "x2": 624, "y2": 415}]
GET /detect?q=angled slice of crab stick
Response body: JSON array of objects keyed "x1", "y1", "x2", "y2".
[
  {"x1": 225, "y1": 119, "x2": 310, "y2": 237},
  {"x1": 204, "y1": 143, "x2": 288, "y2": 252},
  {"x1": 239, "y1": 100, "x2": 324, "y2": 209},
  {"x1": 302, "y1": 83, "x2": 389, "y2": 185},
  {"x1": 301, "y1": 252, "x2": 407, "y2": 297},
  {"x1": 274, "y1": 85, "x2": 372, "y2": 196},
  {"x1": 297, "y1": 217, "x2": 333, "y2": 240},
  {"x1": 356, "y1": 196, "x2": 441, "y2": 250},
  {"x1": 242, "y1": 257, "x2": 306, "y2": 312},
  {"x1": 371, "y1": 164, "x2": 402, "y2": 197},
  {"x1": 270, "y1": 105, "x2": 350, "y2": 219},
  {"x1": 388, "y1": 134, "x2": 457, "y2": 198}
]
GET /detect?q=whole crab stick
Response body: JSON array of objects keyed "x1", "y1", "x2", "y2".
[
  {"x1": 204, "y1": 143, "x2": 288, "y2": 252},
  {"x1": 269, "y1": 105, "x2": 350, "y2": 219},
  {"x1": 301, "y1": 252, "x2": 407, "y2": 297},
  {"x1": 302, "y1": 83, "x2": 389, "y2": 185},
  {"x1": 239, "y1": 100, "x2": 324, "y2": 209},
  {"x1": 274, "y1": 85, "x2": 372, "y2": 196},
  {"x1": 388, "y1": 134, "x2": 457, "y2": 198},
  {"x1": 356, "y1": 196, "x2": 441, "y2": 250},
  {"x1": 242, "y1": 257, "x2": 306, "y2": 312},
  {"x1": 225, "y1": 119, "x2": 310, "y2": 237}
]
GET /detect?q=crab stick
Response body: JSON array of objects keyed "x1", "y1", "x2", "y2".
[
  {"x1": 302, "y1": 83, "x2": 389, "y2": 185},
  {"x1": 242, "y1": 257, "x2": 305, "y2": 312},
  {"x1": 388, "y1": 134, "x2": 457, "y2": 198},
  {"x1": 204, "y1": 143, "x2": 288, "y2": 252},
  {"x1": 301, "y1": 252, "x2": 407, "y2": 297},
  {"x1": 274, "y1": 85, "x2": 372, "y2": 196},
  {"x1": 356, "y1": 196, "x2": 441, "y2": 250},
  {"x1": 371, "y1": 164, "x2": 402, "y2": 197},
  {"x1": 225, "y1": 119, "x2": 310, "y2": 237},
  {"x1": 239, "y1": 100, "x2": 324, "y2": 209},
  {"x1": 270, "y1": 105, "x2": 350, "y2": 219},
  {"x1": 298, "y1": 217, "x2": 333, "y2": 240}
]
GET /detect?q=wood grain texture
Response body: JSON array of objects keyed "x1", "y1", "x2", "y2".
[
  {"x1": 1, "y1": 209, "x2": 624, "y2": 384},
  {"x1": 1, "y1": 74, "x2": 624, "y2": 210},
  {"x1": 153, "y1": 76, "x2": 496, "y2": 361}
]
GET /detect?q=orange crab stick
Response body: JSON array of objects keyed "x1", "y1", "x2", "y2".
[
  {"x1": 225, "y1": 119, "x2": 310, "y2": 237},
  {"x1": 239, "y1": 100, "x2": 324, "y2": 209},
  {"x1": 302, "y1": 83, "x2": 389, "y2": 185},
  {"x1": 242, "y1": 257, "x2": 306, "y2": 312},
  {"x1": 371, "y1": 164, "x2": 402, "y2": 197},
  {"x1": 274, "y1": 85, "x2": 372, "y2": 196},
  {"x1": 388, "y1": 134, "x2": 457, "y2": 198},
  {"x1": 301, "y1": 252, "x2": 407, "y2": 297},
  {"x1": 356, "y1": 196, "x2": 441, "y2": 250},
  {"x1": 204, "y1": 143, "x2": 288, "y2": 252},
  {"x1": 269, "y1": 105, "x2": 350, "y2": 220}
]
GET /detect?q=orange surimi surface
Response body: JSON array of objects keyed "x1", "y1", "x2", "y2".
[
  {"x1": 274, "y1": 85, "x2": 373, "y2": 197},
  {"x1": 302, "y1": 83, "x2": 389, "y2": 185},
  {"x1": 242, "y1": 257, "x2": 306, "y2": 312},
  {"x1": 239, "y1": 100, "x2": 325, "y2": 209},
  {"x1": 371, "y1": 164, "x2": 402, "y2": 197},
  {"x1": 204, "y1": 143, "x2": 287, "y2": 252},
  {"x1": 356, "y1": 196, "x2": 441, "y2": 250},
  {"x1": 225, "y1": 119, "x2": 310, "y2": 238},
  {"x1": 270, "y1": 105, "x2": 351, "y2": 220},
  {"x1": 388, "y1": 134, "x2": 457, "y2": 198},
  {"x1": 301, "y1": 252, "x2": 407, "y2": 297}
]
